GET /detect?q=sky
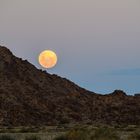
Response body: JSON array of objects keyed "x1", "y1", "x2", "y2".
[{"x1": 0, "y1": 0, "x2": 140, "y2": 94}]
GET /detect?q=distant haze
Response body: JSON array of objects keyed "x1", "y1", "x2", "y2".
[{"x1": 0, "y1": 0, "x2": 140, "y2": 94}]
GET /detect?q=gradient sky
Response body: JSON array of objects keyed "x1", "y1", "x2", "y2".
[{"x1": 0, "y1": 0, "x2": 140, "y2": 94}]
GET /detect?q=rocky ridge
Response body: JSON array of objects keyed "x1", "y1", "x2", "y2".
[{"x1": 0, "y1": 46, "x2": 140, "y2": 126}]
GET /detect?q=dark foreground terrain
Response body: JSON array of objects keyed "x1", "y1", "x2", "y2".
[
  {"x1": 0, "y1": 45, "x2": 140, "y2": 127},
  {"x1": 0, "y1": 125, "x2": 140, "y2": 140}
]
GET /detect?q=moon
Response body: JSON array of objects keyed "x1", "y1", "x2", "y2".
[{"x1": 38, "y1": 50, "x2": 57, "y2": 69}]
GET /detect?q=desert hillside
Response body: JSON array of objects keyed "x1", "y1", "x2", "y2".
[{"x1": 0, "y1": 46, "x2": 140, "y2": 126}]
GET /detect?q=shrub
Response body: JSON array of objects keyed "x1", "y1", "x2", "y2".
[
  {"x1": 54, "y1": 135, "x2": 67, "y2": 140},
  {"x1": 128, "y1": 130, "x2": 140, "y2": 140},
  {"x1": 25, "y1": 135, "x2": 41, "y2": 140},
  {"x1": 0, "y1": 135, "x2": 15, "y2": 140},
  {"x1": 19, "y1": 127, "x2": 39, "y2": 133},
  {"x1": 54, "y1": 127, "x2": 120, "y2": 140},
  {"x1": 54, "y1": 128, "x2": 90, "y2": 140},
  {"x1": 67, "y1": 129, "x2": 89, "y2": 140},
  {"x1": 91, "y1": 128, "x2": 120, "y2": 140}
]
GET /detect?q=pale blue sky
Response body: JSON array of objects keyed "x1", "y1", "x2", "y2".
[{"x1": 0, "y1": 0, "x2": 140, "y2": 94}]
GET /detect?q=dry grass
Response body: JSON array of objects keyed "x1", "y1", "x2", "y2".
[{"x1": 0, "y1": 125, "x2": 140, "y2": 140}]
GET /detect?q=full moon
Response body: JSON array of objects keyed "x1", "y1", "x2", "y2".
[{"x1": 38, "y1": 50, "x2": 57, "y2": 69}]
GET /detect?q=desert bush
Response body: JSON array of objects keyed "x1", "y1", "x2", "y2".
[
  {"x1": 54, "y1": 135, "x2": 67, "y2": 140},
  {"x1": 0, "y1": 135, "x2": 15, "y2": 140},
  {"x1": 90, "y1": 127, "x2": 120, "y2": 140},
  {"x1": 128, "y1": 130, "x2": 140, "y2": 140},
  {"x1": 55, "y1": 127, "x2": 120, "y2": 140},
  {"x1": 25, "y1": 135, "x2": 41, "y2": 140},
  {"x1": 19, "y1": 127, "x2": 39, "y2": 133},
  {"x1": 67, "y1": 129, "x2": 89, "y2": 140},
  {"x1": 54, "y1": 128, "x2": 90, "y2": 140},
  {"x1": 123, "y1": 125, "x2": 137, "y2": 132}
]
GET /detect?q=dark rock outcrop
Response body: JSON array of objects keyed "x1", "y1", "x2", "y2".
[{"x1": 0, "y1": 45, "x2": 140, "y2": 126}]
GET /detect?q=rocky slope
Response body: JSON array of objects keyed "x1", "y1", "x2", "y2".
[{"x1": 0, "y1": 46, "x2": 140, "y2": 126}]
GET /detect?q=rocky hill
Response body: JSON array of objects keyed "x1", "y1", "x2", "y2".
[{"x1": 0, "y1": 46, "x2": 140, "y2": 126}]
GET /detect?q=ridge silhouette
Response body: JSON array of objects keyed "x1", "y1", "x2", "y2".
[{"x1": 0, "y1": 46, "x2": 140, "y2": 126}]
